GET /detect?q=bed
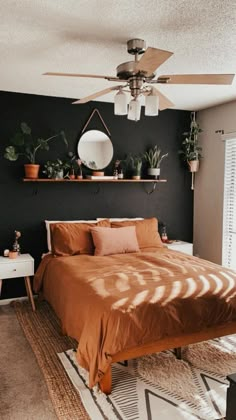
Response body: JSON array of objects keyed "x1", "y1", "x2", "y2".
[{"x1": 33, "y1": 218, "x2": 236, "y2": 394}]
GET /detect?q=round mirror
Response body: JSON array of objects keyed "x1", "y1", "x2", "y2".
[{"x1": 77, "y1": 130, "x2": 113, "y2": 170}]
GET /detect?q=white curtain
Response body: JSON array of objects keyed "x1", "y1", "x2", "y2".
[{"x1": 222, "y1": 136, "x2": 236, "y2": 270}]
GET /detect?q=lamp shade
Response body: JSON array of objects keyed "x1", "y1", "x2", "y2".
[
  {"x1": 114, "y1": 90, "x2": 128, "y2": 115},
  {"x1": 128, "y1": 98, "x2": 141, "y2": 121},
  {"x1": 145, "y1": 93, "x2": 159, "y2": 116}
]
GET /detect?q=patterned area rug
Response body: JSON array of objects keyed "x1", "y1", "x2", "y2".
[
  {"x1": 14, "y1": 300, "x2": 235, "y2": 420},
  {"x1": 58, "y1": 335, "x2": 236, "y2": 420}
]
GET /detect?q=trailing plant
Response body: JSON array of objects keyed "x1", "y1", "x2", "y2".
[
  {"x1": 178, "y1": 112, "x2": 203, "y2": 162},
  {"x1": 143, "y1": 145, "x2": 168, "y2": 168},
  {"x1": 4, "y1": 122, "x2": 68, "y2": 164}
]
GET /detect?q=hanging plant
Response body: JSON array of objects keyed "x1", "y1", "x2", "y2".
[{"x1": 178, "y1": 112, "x2": 203, "y2": 189}]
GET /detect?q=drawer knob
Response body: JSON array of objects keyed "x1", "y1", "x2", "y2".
[{"x1": 13, "y1": 269, "x2": 17, "y2": 271}]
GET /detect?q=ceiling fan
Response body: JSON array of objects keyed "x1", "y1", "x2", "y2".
[{"x1": 44, "y1": 39, "x2": 235, "y2": 121}]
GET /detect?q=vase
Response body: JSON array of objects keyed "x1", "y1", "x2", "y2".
[
  {"x1": 188, "y1": 160, "x2": 199, "y2": 173},
  {"x1": 24, "y1": 164, "x2": 40, "y2": 179},
  {"x1": 148, "y1": 168, "x2": 160, "y2": 179}
]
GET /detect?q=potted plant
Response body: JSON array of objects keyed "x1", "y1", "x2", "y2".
[
  {"x1": 178, "y1": 111, "x2": 203, "y2": 173},
  {"x1": 129, "y1": 155, "x2": 143, "y2": 180},
  {"x1": 43, "y1": 159, "x2": 70, "y2": 179},
  {"x1": 4, "y1": 122, "x2": 68, "y2": 179},
  {"x1": 143, "y1": 145, "x2": 168, "y2": 179}
]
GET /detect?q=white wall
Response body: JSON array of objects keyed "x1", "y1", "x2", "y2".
[{"x1": 194, "y1": 100, "x2": 236, "y2": 264}]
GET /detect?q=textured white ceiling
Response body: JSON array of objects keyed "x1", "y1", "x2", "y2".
[{"x1": 0, "y1": 0, "x2": 236, "y2": 110}]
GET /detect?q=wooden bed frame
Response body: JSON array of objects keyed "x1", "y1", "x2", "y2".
[{"x1": 99, "y1": 320, "x2": 236, "y2": 394}]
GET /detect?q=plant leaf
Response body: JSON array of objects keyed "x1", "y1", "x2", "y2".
[
  {"x1": 21, "y1": 122, "x2": 31, "y2": 135},
  {"x1": 4, "y1": 146, "x2": 19, "y2": 161},
  {"x1": 11, "y1": 132, "x2": 25, "y2": 146}
]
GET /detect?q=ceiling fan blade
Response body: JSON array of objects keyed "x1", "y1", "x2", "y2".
[
  {"x1": 72, "y1": 86, "x2": 122, "y2": 104},
  {"x1": 157, "y1": 74, "x2": 235, "y2": 85},
  {"x1": 43, "y1": 72, "x2": 121, "y2": 81},
  {"x1": 136, "y1": 47, "x2": 173, "y2": 76},
  {"x1": 152, "y1": 87, "x2": 175, "y2": 110}
]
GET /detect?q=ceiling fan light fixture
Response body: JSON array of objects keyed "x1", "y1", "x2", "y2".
[
  {"x1": 145, "y1": 91, "x2": 159, "y2": 116},
  {"x1": 128, "y1": 98, "x2": 141, "y2": 121},
  {"x1": 114, "y1": 90, "x2": 128, "y2": 115}
]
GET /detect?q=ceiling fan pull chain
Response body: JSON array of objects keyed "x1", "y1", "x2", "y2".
[{"x1": 81, "y1": 108, "x2": 111, "y2": 136}]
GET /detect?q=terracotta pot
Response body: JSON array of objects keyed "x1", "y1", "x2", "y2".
[
  {"x1": 132, "y1": 175, "x2": 141, "y2": 180},
  {"x1": 24, "y1": 164, "x2": 40, "y2": 179},
  {"x1": 188, "y1": 160, "x2": 199, "y2": 173},
  {"x1": 92, "y1": 171, "x2": 104, "y2": 176},
  {"x1": 9, "y1": 251, "x2": 18, "y2": 259}
]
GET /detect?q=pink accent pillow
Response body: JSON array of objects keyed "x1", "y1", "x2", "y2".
[{"x1": 91, "y1": 226, "x2": 140, "y2": 256}]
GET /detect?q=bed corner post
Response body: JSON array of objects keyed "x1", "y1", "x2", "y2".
[
  {"x1": 174, "y1": 347, "x2": 182, "y2": 359},
  {"x1": 99, "y1": 366, "x2": 112, "y2": 395}
]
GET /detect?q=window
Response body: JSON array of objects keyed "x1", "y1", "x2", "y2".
[{"x1": 222, "y1": 136, "x2": 236, "y2": 270}]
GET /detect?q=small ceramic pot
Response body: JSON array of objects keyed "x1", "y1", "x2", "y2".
[
  {"x1": 148, "y1": 168, "x2": 160, "y2": 179},
  {"x1": 9, "y1": 251, "x2": 18, "y2": 259},
  {"x1": 188, "y1": 160, "x2": 199, "y2": 172},
  {"x1": 92, "y1": 171, "x2": 104, "y2": 176}
]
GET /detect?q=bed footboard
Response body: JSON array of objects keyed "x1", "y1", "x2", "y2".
[{"x1": 99, "y1": 321, "x2": 236, "y2": 395}]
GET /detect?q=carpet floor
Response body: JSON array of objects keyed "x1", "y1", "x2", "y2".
[
  {"x1": 0, "y1": 303, "x2": 57, "y2": 420},
  {"x1": 13, "y1": 300, "x2": 89, "y2": 420},
  {"x1": 13, "y1": 300, "x2": 235, "y2": 420}
]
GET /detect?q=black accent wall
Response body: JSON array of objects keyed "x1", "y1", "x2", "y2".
[{"x1": 0, "y1": 91, "x2": 192, "y2": 299}]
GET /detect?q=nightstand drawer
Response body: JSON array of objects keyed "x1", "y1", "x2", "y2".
[{"x1": 0, "y1": 260, "x2": 34, "y2": 279}]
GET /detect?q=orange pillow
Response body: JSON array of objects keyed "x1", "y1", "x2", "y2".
[
  {"x1": 111, "y1": 217, "x2": 163, "y2": 250},
  {"x1": 91, "y1": 226, "x2": 140, "y2": 256},
  {"x1": 50, "y1": 219, "x2": 110, "y2": 256}
]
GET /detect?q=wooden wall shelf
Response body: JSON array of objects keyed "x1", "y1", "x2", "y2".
[{"x1": 23, "y1": 178, "x2": 167, "y2": 183}]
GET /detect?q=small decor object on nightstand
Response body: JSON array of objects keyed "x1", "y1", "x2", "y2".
[
  {"x1": 12, "y1": 230, "x2": 21, "y2": 254},
  {"x1": 9, "y1": 251, "x2": 18, "y2": 259},
  {"x1": 161, "y1": 225, "x2": 168, "y2": 243}
]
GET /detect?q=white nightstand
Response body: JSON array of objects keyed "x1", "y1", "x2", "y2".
[
  {"x1": 0, "y1": 253, "x2": 35, "y2": 311},
  {"x1": 165, "y1": 241, "x2": 193, "y2": 256}
]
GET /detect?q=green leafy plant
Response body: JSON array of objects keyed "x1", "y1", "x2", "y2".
[
  {"x1": 4, "y1": 122, "x2": 68, "y2": 164},
  {"x1": 43, "y1": 159, "x2": 70, "y2": 179},
  {"x1": 128, "y1": 155, "x2": 143, "y2": 176},
  {"x1": 178, "y1": 112, "x2": 203, "y2": 162},
  {"x1": 143, "y1": 145, "x2": 168, "y2": 168}
]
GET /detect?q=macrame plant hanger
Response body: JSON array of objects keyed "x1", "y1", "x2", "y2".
[{"x1": 81, "y1": 108, "x2": 111, "y2": 137}]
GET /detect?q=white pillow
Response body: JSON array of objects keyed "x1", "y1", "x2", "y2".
[
  {"x1": 96, "y1": 217, "x2": 144, "y2": 222},
  {"x1": 45, "y1": 220, "x2": 98, "y2": 252}
]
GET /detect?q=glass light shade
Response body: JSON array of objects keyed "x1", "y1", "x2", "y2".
[
  {"x1": 145, "y1": 93, "x2": 159, "y2": 116},
  {"x1": 127, "y1": 98, "x2": 141, "y2": 121},
  {"x1": 114, "y1": 90, "x2": 127, "y2": 115}
]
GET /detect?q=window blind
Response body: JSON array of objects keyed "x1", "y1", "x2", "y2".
[{"x1": 222, "y1": 137, "x2": 236, "y2": 270}]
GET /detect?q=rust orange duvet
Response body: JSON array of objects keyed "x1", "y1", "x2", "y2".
[{"x1": 34, "y1": 249, "x2": 236, "y2": 387}]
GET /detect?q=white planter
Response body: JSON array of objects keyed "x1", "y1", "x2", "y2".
[
  {"x1": 148, "y1": 168, "x2": 160, "y2": 179},
  {"x1": 54, "y1": 170, "x2": 64, "y2": 179},
  {"x1": 188, "y1": 160, "x2": 199, "y2": 173}
]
